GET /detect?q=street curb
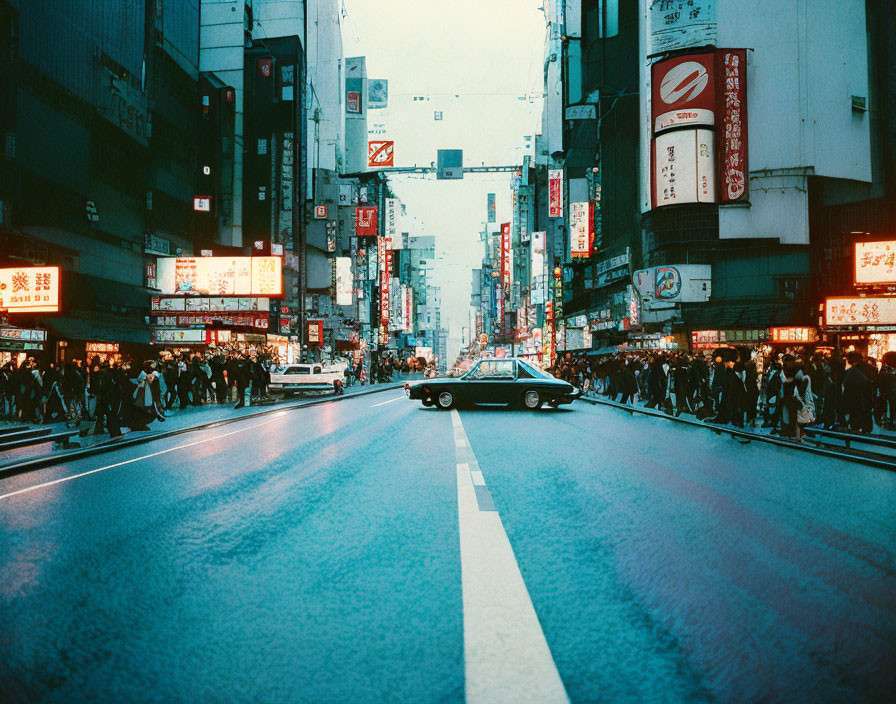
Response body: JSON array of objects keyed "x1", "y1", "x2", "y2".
[
  {"x1": 0, "y1": 382, "x2": 410, "y2": 479},
  {"x1": 579, "y1": 395, "x2": 896, "y2": 471}
]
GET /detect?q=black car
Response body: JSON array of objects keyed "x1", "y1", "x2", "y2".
[{"x1": 405, "y1": 358, "x2": 582, "y2": 410}]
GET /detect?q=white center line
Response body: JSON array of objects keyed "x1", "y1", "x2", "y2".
[
  {"x1": 370, "y1": 396, "x2": 405, "y2": 407},
  {"x1": 450, "y1": 410, "x2": 568, "y2": 704},
  {"x1": 0, "y1": 415, "x2": 285, "y2": 502}
]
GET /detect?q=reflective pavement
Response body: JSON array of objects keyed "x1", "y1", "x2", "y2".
[{"x1": 1, "y1": 391, "x2": 894, "y2": 702}]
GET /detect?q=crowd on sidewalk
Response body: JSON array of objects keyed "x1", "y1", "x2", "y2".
[{"x1": 551, "y1": 347, "x2": 881, "y2": 441}]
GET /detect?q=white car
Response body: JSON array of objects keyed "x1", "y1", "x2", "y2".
[{"x1": 269, "y1": 359, "x2": 349, "y2": 394}]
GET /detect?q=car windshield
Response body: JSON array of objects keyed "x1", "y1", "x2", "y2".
[
  {"x1": 464, "y1": 360, "x2": 516, "y2": 379},
  {"x1": 518, "y1": 360, "x2": 554, "y2": 379}
]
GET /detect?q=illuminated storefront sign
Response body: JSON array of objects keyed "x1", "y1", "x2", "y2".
[
  {"x1": 0, "y1": 266, "x2": 61, "y2": 313},
  {"x1": 855, "y1": 241, "x2": 896, "y2": 286},
  {"x1": 155, "y1": 258, "x2": 282, "y2": 297},
  {"x1": 570, "y1": 202, "x2": 594, "y2": 258},
  {"x1": 691, "y1": 329, "x2": 768, "y2": 349},
  {"x1": 307, "y1": 320, "x2": 324, "y2": 346},
  {"x1": 548, "y1": 169, "x2": 563, "y2": 218},
  {"x1": 825, "y1": 297, "x2": 896, "y2": 327},
  {"x1": 85, "y1": 342, "x2": 120, "y2": 354},
  {"x1": 151, "y1": 329, "x2": 206, "y2": 344},
  {"x1": 769, "y1": 327, "x2": 819, "y2": 343}
]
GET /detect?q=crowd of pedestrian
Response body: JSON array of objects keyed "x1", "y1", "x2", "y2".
[{"x1": 551, "y1": 347, "x2": 882, "y2": 441}]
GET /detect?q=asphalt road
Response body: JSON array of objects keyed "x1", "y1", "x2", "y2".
[{"x1": 1, "y1": 390, "x2": 894, "y2": 703}]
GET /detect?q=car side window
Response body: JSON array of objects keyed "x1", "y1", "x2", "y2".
[{"x1": 314, "y1": 366, "x2": 322, "y2": 374}]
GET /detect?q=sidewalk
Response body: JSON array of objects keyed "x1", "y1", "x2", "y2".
[{"x1": 0, "y1": 375, "x2": 418, "y2": 472}]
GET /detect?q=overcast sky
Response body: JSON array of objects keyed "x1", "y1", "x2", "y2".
[{"x1": 341, "y1": 0, "x2": 545, "y2": 360}]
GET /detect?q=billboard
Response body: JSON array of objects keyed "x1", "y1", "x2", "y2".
[
  {"x1": 355, "y1": 206, "x2": 378, "y2": 237},
  {"x1": 437, "y1": 149, "x2": 463, "y2": 179},
  {"x1": 855, "y1": 241, "x2": 896, "y2": 286},
  {"x1": 633, "y1": 265, "x2": 712, "y2": 306},
  {"x1": 716, "y1": 49, "x2": 749, "y2": 203},
  {"x1": 651, "y1": 53, "x2": 716, "y2": 133},
  {"x1": 0, "y1": 266, "x2": 61, "y2": 313},
  {"x1": 368, "y1": 140, "x2": 394, "y2": 168},
  {"x1": 548, "y1": 169, "x2": 563, "y2": 217},
  {"x1": 570, "y1": 202, "x2": 594, "y2": 258},
  {"x1": 368, "y1": 79, "x2": 388, "y2": 109},
  {"x1": 156, "y1": 257, "x2": 282, "y2": 297},
  {"x1": 653, "y1": 128, "x2": 715, "y2": 207},
  {"x1": 648, "y1": 0, "x2": 717, "y2": 55},
  {"x1": 335, "y1": 257, "x2": 353, "y2": 306},
  {"x1": 826, "y1": 297, "x2": 896, "y2": 327}
]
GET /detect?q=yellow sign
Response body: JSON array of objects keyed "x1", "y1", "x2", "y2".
[{"x1": 0, "y1": 266, "x2": 61, "y2": 313}]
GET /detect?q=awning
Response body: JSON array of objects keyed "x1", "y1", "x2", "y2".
[
  {"x1": 45, "y1": 315, "x2": 151, "y2": 345},
  {"x1": 681, "y1": 302, "x2": 812, "y2": 328},
  {"x1": 587, "y1": 346, "x2": 619, "y2": 356}
]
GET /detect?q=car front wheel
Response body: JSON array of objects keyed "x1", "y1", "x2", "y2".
[
  {"x1": 437, "y1": 391, "x2": 454, "y2": 409},
  {"x1": 422, "y1": 397, "x2": 434, "y2": 407},
  {"x1": 523, "y1": 390, "x2": 542, "y2": 410}
]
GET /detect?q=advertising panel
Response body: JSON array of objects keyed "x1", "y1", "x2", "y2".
[
  {"x1": 355, "y1": 206, "x2": 378, "y2": 237},
  {"x1": 826, "y1": 297, "x2": 896, "y2": 327},
  {"x1": 0, "y1": 266, "x2": 61, "y2": 313},
  {"x1": 633, "y1": 264, "x2": 712, "y2": 305},
  {"x1": 151, "y1": 329, "x2": 206, "y2": 344},
  {"x1": 307, "y1": 320, "x2": 324, "y2": 346},
  {"x1": 487, "y1": 193, "x2": 496, "y2": 223},
  {"x1": 854, "y1": 241, "x2": 896, "y2": 286},
  {"x1": 653, "y1": 128, "x2": 715, "y2": 207},
  {"x1": 379, "y1": 238, "x2": 392, "y2": 330},
  {"x1": 385, "y1": 198, "x2": 398, "y2": 238},
  {"x1": 648, "y1": 0, "x2": 717, "y2": 55},
  {"x1": 335, "y1": 257, "x2": 353, "y2": 306},
  {"x1": 368, "y1": 140, "x2": 394, "y2": 168},
  {"x1": 368, "y1": 79, "x2": 388, "y2": 109},
  {"x1": 500, "y1": 223, "x2": 511, "y2": 290},
  {"x1": 548, "y1": 169, "x2": 563, "y2": 218},
  {"x1": 346, "y1": 91, "x2": 361, "y2": 113},
  {"x1": 716, "y1": 49, "x2": 748, "y2": 203},
  {"x1": 156, "y1": 257, "x2": 282, "y2": 297},
  {"x1": 651, "y1": 53, "x2": 715, "y2": 133},
  {"x1": 570, "y1": 202, "x2": 594, "y2": 258}
]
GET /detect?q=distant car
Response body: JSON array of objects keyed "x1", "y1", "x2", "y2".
[
  {"x1": 269, "y1": 360, "x2": 348, "y2": 394},
  {"x1": 404, "y1": 357, "x2": 581, "y2": 410}
]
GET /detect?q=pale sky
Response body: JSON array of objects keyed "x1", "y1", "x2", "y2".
[{"x1": 341, "y1": 0, "x2": 546, "y2": 360}]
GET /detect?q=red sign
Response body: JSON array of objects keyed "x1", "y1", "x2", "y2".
[
  {"x1": 367, "y1": 141, "x2": 394, "y2": 168},
  {"x1": 355, "y1": 206, "x2": 378, "y2": 237},
  {"x1": 548, "y1": 169, "x2": 563, "y2": 218},
  {"x1": 379, "y1": 237, "x2": 392, "y2": 331},
  {"x1": 651, "y1": 53, "x2": 715, "y2": 133},
  {"x1": 307, "y1": 320, "x2": 324, "y2": 346},
  {"x1": 314, "y1": 205, "x2": 327, "y2": 218},
  {"x1": 257, "y1": 58, "x2": 272, "y2": 78},
  {"x1": 193, "y1": 196, "x2": 212, "y2": 212},
  {"x1": 347, "y1": 91, "x2": 361, "y2": 113},
  {"x1": 500, "y1": 222, "x2": 511, "y2": 290},
  {"x1": 716, "y1": 49, "x2": 748, "y2": 203}
]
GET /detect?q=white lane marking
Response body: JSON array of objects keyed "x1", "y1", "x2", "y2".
[
  {"x1": 470, "y1": 470, "x2": 486, "y2": 487},
  {"x1": 450, "y1": 410, "x2": 568, "y2": 703},
  {"x1": 0, "y1": 415, "x2": 285, "y2": 502},
  {"x1": 370, "y1": 396, "x2": 405, "y2": 407}
]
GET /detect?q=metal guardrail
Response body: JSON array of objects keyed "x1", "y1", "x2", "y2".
[{"x1": 579, "y1": 393, "x2": 896, "y2": 471}]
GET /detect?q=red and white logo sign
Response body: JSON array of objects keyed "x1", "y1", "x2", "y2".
[
  {"x1": 548, "y1": 169, "x2": 563, "y2": 218},
  {"x1": 367, "y1": 141, "x2": 394, "y2": 168},
  {"x1": 314, "y1": 205, "x2": 327, "y2": 219},
  {"x1": 257, "y1": 58, "x2": 272, "y2": 78},
  {"x1": 355, "y1": 206, "x2": 378, "y2": 237},
  {"x1": 347, "y1": 91, "x2": 361, "y2": 113},
  {"x1": 715, "y1": 49, "x2": 749, "y2": 203},
  {"x1": 652, "y1": 53, "x2": 715, "y2": 133}
]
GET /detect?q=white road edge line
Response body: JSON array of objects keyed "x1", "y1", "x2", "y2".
[
  {"x1": 0, "y1": 415, "x2": 285, "y2": 502},
  {"x1": 450, "y1": 409, "x2": 568, "y2": 704},
  {"x1": 370, "y1": 396, "x2": 405, "y2": 407}
]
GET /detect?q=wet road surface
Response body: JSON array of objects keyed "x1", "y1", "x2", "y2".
[{"x1": 1, "y1": 390, "x2": 894, "y2": 702}]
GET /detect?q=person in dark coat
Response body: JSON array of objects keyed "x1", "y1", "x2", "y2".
[
  {"x1": 92, "y1": 361, "x2": 123, "y2": 438},
  {"x1": 645, "y1": 356, "x2": 667, "y2": 409},
  {"x1": 619, "y1": 360, "x2": 639, "y2": 405},
  {"x1": 841, "y1": 351, "x2": 873, "y2": 433},
  {"x1": 232, "y1": 355, "x2": 251, "y2": 408},
  {"x1": 210, "y1": 351, "x2": 228, "y2": 404}
]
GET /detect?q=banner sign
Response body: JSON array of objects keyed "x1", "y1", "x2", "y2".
[
  {"x1": 500, "y1": 223, "x2": 511, "y2": 291},
  {"x1": 0, "y1": 266, "x2": 61, "y2": 313},
  {"x1": 570, "y1": 202, "x2": 594, "y2": 258},
  {"x1": 355, "y1": 206, "x2": 378, "y2": 237},
  {"x1": 152, "y1": 297, "x2": 270, "y2": 312},
  {"x1": 307, "y1": 320, "x2": 324, "y2": 346},
  {"x1": 153, "y1": 313, "x2": 269, "y2": 329},
  {"x1": 648, "y1": 0, "x2": 717, "y2": 55},
  {"x1": 716, "y1": 49, "x2": 748, "y2": 203},
  {"x1": 368, "y1": 141, "x2": 394, "y2": 168},
  {"x1": 651, "y1": 52, "x2": 716, "y2": 133},
  {"x1": 335, "y1": 257, "x2": 353, "y2": 306},
  {"x1": 487, "y1": 193, "x2": 496, "y2": 223},
  {"x1": 379, "y1": 238, "x2": 392, "y2": 331},
  {"x1": 548, "y1": 169, "x2": 563, "y2": 218},
  {"x1": 826, "y1": 297, "x2": 896, "y2": 327},
  {"x1": 855, "y1": 241, "x2": 896, "y2": 286},
  {"x1": 151, "y1": 328, "x2": 206, "y2": 344},
  {"x1": 385, "y1": 198, "x2": 398, "y2": 237}
]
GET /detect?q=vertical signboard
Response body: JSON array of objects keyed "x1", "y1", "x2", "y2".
[
  {"x1": 487, "y1": 193, "x2": 496, "y2": 223},
  {"x1": 379, "y1": 237, "x2": 392, "y2": 335},
  {"x1": 385, "y1": 198, "x2": 398, "y2": 238},
  {"x1": 548, "y1": 169, "x2": 564, "y2": 217},
  {"x1": 500, "y1": 222, "x2": 511, "y2": 291},
  {"x1": 335, "y1": 257, "x2": 353, "y2": 306},
  {"x1": 569, "y1": 202, "x2": 594, "y2": 258},
  {"x1": 653, "y1": 129, "x2": 715, "y2": 207},
  {"x1": 716, "y1": 49, "x2": 748, "y2": 203}
]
